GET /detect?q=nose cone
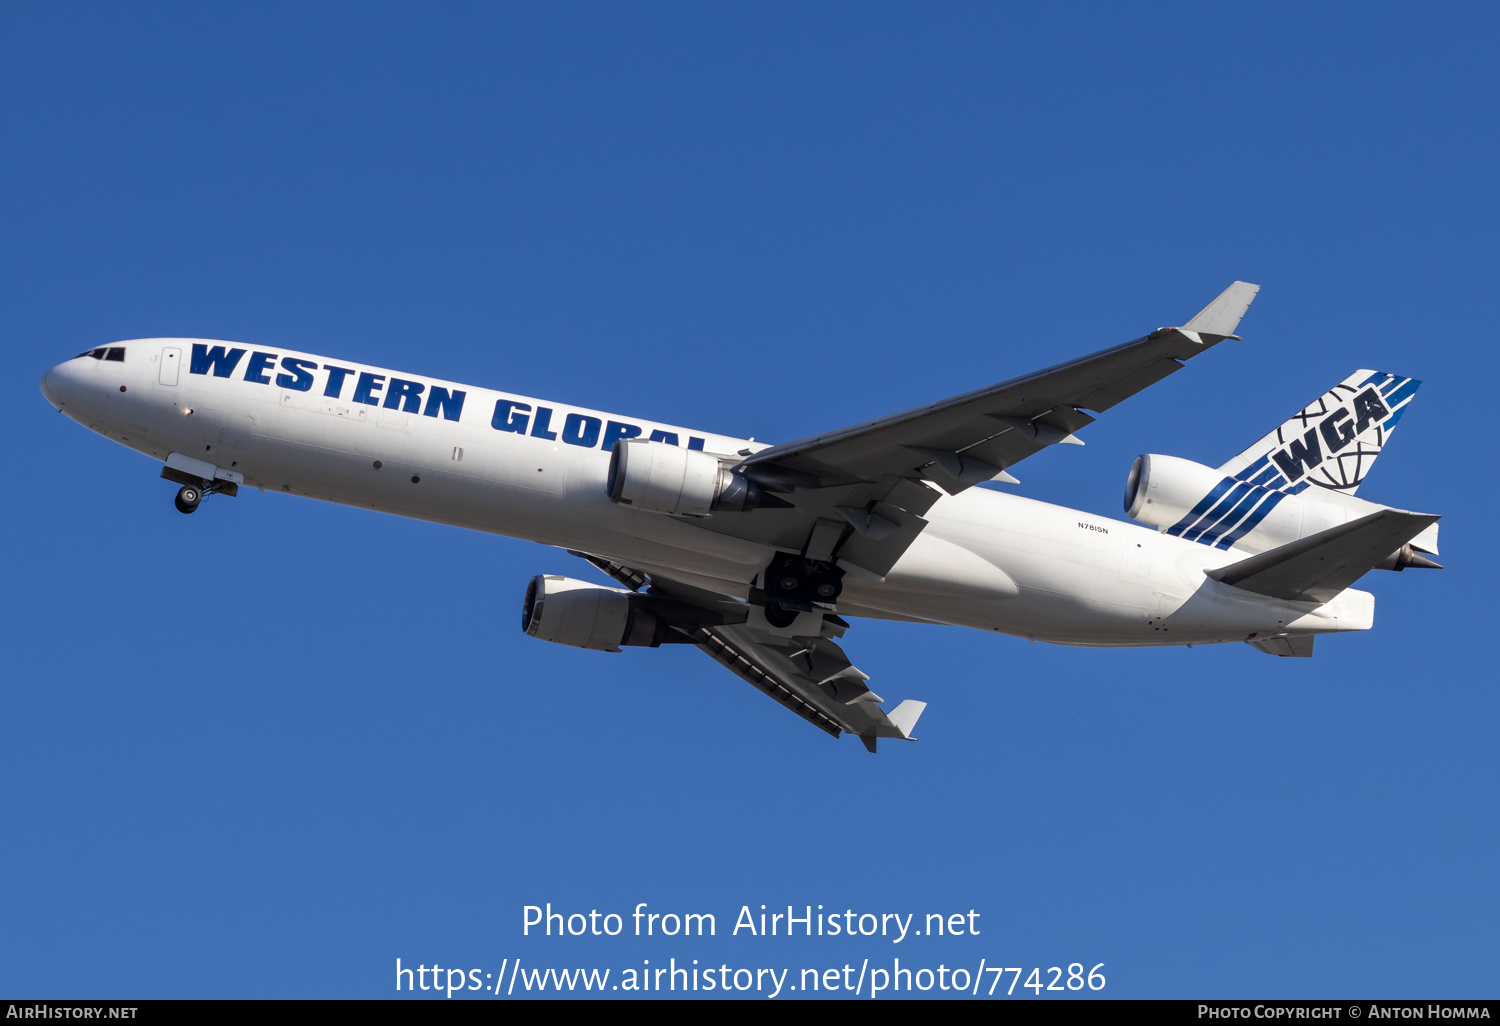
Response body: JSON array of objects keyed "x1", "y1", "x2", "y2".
[
  {"x1": 40, "y1": 365, "x2": 64, "y2": 408},
  {"x1": 40, "y1": 358, "x2": 90, "y2": 412}
]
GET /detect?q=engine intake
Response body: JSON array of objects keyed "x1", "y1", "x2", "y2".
[
  {"x1": 606, "y1": 439, "x2": 762, "y2": 515},
  {"x1": 1125, "y1": 454, "x2": 1231, "y2": 526},
  {"x1": 521, "y1": 575, "x2": 670, "y2": 651}
]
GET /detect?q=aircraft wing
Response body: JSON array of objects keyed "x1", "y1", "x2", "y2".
[
  {"x1": 692, "y1": 623, "x2": 926, "y2": 752},
  {"x1": 694, "y1": 282, "x2": 1260, "y2": 578},
  {"x1": 574, "y1": 552, "x2": 925, "y2": 752}
]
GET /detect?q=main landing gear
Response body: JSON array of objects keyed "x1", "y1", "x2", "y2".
[{"x1": 759, "y1": 552, "x2": 845, "y2": 628}]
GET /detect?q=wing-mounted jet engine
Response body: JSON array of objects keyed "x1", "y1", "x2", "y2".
[
  {"x1": 606, "y1": 439, "x2": 783, "y2": 515},
  {"x1": 524, "y1": 555, "x2": 927, "y2": 753},
  {"x1": 521, "y1": 575, "x2": 705, "y2": 651}
]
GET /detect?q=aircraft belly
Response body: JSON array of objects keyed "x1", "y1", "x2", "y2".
[
  {"x1": 911, "y1": 489, "x2": 1351, "y2": 647},
  {"x1": 912, "y1": 493, "x2": 1168, "y2": 641}
]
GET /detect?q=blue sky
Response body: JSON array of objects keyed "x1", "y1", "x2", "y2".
[{"x1": 1, "y1": 2, "x2": 1495, "y2": 999}]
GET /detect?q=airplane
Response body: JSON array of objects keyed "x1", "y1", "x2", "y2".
[{"x1": 39, "y1": 282, "x2": 1441, "y2": 751}]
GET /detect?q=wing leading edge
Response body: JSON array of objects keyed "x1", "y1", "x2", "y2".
[
  {"x1": 682, "y1": 283, "x2": 1260, "y2": 582},
  {"x1": 743, "y1": 280, "x2": 1260, "y2": 489}
]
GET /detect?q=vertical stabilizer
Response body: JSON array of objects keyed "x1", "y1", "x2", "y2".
[{"x1": 1218, "y1": 369, "x2": 1420, "y2": 496}]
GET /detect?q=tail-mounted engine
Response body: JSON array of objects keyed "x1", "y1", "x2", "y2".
[
  {"x1": 1124, "y1": 453, "x2": 1439, "y2": 558},
  {"x1": 522, "y1": 575, "x2": 683, "y2": 652},
  {"x1": 1125, "y1": 454, "x2": 1237, "y2": 528},
  {"x1": 606, "y1": 439, "x2": 766, "y2": 516}
]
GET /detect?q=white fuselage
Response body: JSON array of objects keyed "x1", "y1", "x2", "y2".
[{"x1": 40, "y1": 339, "x2": 1373, "y2": 648}]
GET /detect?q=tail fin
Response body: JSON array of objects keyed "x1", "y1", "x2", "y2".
[{"x1": 1218, "y1": 370, "x2": 1420, "y2": 495}]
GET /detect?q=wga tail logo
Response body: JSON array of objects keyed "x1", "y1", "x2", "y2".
[{"x1": 1271, "y1": 387, "x2": 1391, "y2": 489}]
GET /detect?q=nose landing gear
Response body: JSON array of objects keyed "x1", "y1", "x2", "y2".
[{"x1": 161, "y1": 460, "x2": 239, "y2": 515}]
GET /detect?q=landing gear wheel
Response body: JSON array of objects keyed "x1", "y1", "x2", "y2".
[
  {"x1": 174, "y1": 485, "x2": 202, "y2": 514},
  {"x1": 763, "y1": 601, "x2": 799, "y2": 629}
]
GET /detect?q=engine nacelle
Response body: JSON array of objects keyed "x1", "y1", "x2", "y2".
[
  {"x1": 1124, "y1": 453, "x2": 1439, "y2": 555},
  {"x1": 1125, "y1": 454, "x2": 1234, "y2": 528},
  {"x1": 607, "y1": 439, "x2": 761, "y2": 515},
  {"x1": 521, "y1": 576, "x2": 666, "y2": 652}
]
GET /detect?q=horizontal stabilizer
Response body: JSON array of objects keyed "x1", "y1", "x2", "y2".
[
  {"x1": 1183, "y1": 281, "x2": 1260, "y2": 338},
  {"x1": 1207, "y1": 509, "x2": 1440, "y2": 603}
]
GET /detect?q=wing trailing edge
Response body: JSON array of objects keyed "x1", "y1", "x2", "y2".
[{"x1": 570, "y1": 550, "x2": 926, "y2": 752}]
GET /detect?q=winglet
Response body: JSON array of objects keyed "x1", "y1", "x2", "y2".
[
  {"x1": 885, "y1": 699, "x2": 926, "y2": 739},
  {"x1": 1184, "y1": 281, "x2": 1260, "y2": 338},
  {"x1": 858, "y1": 699, "x2": 928, "y2": 752}
]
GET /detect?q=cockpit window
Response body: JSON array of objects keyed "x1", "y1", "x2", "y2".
[{"x1": 73, "y1": 347, "x2": 125, "y2": 361}]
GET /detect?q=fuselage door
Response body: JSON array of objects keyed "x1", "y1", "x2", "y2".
[
  {"x1": 159, "y1": 347, "x2": 182, "y2": 386},
  {"x1": 1119, "y1": 535, "x2": 1169, "y2": 621}
]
